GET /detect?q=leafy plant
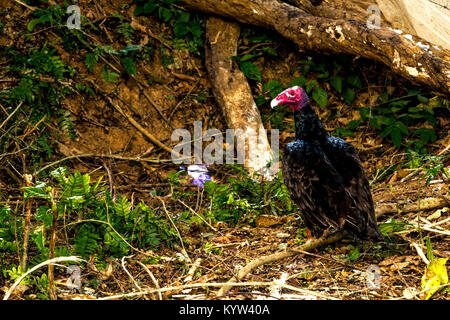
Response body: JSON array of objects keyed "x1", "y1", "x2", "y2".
[
  {"x1": 112, "y1": 12, "x2": 135, "y2": 44},
  {"x1": 7, "y1": 167, "x2": 178, "y2": 265},
  {"x1": 101, "y1": 66, "x2": 120, "y2": 83},
  {"x1": 239, "y1": 61, "x2": 261, "y2": 82},
  {"x1": 0, "y1": 44, "x2": 76, "y2": 167},
  {"x1": 358, "y1": 90, "x2": 439, "y2": 150},
  {"x1": 203, "y1": 165, "x2": 295, "y2": 225},
  {"x1": 134, "y1": 0, "x2": 204, "y2": 55}
]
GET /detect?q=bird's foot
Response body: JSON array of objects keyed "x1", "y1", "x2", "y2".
[{"x1": 321, "y1": 227, "x2": 333, "y2": 238}]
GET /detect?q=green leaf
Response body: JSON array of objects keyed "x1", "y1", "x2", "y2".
[
  {"x1": 177, "y1": 10, "x2": 190, "y2": 23},
  {"x1": 417, "y1": 95, "x2": 429, "y2": 103},
  {"x1": 305, "y1": 80, "x2": 318, "y2": 93},
  {"x1": 85, "y1": 52, "x2": 98, "y2": 73},
  {"x1": 255, "y1": 96, "x2": 267, "y2": 107},
  {"x1": 114, "y1": 195, "x2": 131, "y2": 218},
  {"x1": 227, "y1": 193, "x2": 234, "y2": 205},
  {"x1": 334, "y1": 127, "x2": 354, "y2": 137},
  {"x1": 27, "y1": 18, "x2": 42, "y2": 32},
  {"x1": 347, "y1": 248, "x2": 360, "y2": 262},
  {"x1": 347, "y1": 119, "x2": 360, "y2": 130},
  {"x1": 426, "y1": 236, "x2": 434, "y2": 262},
  {"x1": 122, "y1": 57, "x2": 136, "y2": 75},
  {"x1": 347, "y1": 74, "x2": 362, "y2": 88},
  {"x1": 239, "y1": 54, "x2": 258, "y2": 62},
  {"x1": 188, "y1": 20, "x2": 202, "y2": 39},
  {"x1": 343, "y1": 87, "x2": 355, "y2": 105},
  {"x1": 119, "y1": 44, "x2": 142, "y2": 53},
  {"x1": 142, "y1": 1, "x2": 158, "y2": 14},
  {"x1": 408, "y1": 106, "x2": 422, "y2": 113},
  {"x1": 390, "y1": 127, "x2": 402, "y2": 148},
  {"x1": 380, "y1": 126, "x2": 392, "y2": 138},
  {"x1": 329, "y1": 75, "x2": 342, "y2": 93},
  {"x1": 289, "y1": 76, "x2": 307, "y2": 88},
  {"x1": 317, "y1": 71, "x2": 329, "y2": 79},
  {"x1": 23, "y1": 182, "x2": 50, "y2": 200},
  {"x1": 414, "y1": 128, "x2": 436, "y2": 144},
  {"x1": 358, "y1": 107, "x2": 371, "y2": 121},
  {"x1": 395, "y1": 121, "x2": 409, "y2": 135},
  {"x1": 312, "y1": 87, "x2": 328, "y2": 108},
  {"x1": 173, "y1": 22, "x2": 189, "y2": 37},
  {"x1": 160, "y1": 7, "x2": 172, "y2": 22},
  {"x1": 240, "y1": 61, "x2": 261, "y2": 82},
  {"x1": 263, "y1": 80, "x2": 282, "y2": 92},
  {"x1": 378, "y1": 218, "x2": 409, "y2": 235},
  {"x1": 261, "y1": 46, "x2": 277, "y2": 56},
  {"x1": 36, "y1": 206, "x2": 53, "y2": 227}
]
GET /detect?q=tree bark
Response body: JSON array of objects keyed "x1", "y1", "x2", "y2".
[
  {"x1": 181, "y1": 0, "x2": 450, "y2": 97},
  {"x1": 205, "y1": 17, "x2": 275, "y2": 176}
]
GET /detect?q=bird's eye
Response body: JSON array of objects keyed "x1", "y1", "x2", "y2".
[{"x1": 288, "y1": 91, "x2": 295, "y2": 97}]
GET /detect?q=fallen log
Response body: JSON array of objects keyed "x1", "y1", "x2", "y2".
[{"x1": 181, "y1": 0, "x2": 450, "y2": 97}]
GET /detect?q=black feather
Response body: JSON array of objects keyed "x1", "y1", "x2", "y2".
[{"x1": 282, "y1": 104, "x2": 383, "y2": 241}]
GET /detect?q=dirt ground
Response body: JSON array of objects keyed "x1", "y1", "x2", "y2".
[{"x1": 0, "y1": 0, "x2": 449, "y2": 300}]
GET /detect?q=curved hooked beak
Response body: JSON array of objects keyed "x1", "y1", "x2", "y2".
[{"x1": 270, "y1": 97, "x2": 283, "y2": 108}]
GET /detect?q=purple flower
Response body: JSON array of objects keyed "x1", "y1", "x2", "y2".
[
  {"x1": 187, "y1": 164, "x2": 211, "y2": 188},
  {"x1": 192, "y1": 173, "x2": 211, "y2": 188}
]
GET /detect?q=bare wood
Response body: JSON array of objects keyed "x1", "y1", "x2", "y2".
[
  {"x1": 98, "y1": 280, "x2": 335, "y2": 300},
  {"x1": 205, "y1": 17, "x2": 274, "y2": 175},
  {"x1": 181, "y1": 0, "x2": 450, "y2": 97},
  {"x1": 377, "y1": 0, "x2": 450, "y2": 50},
  {"x1": 136, "y1": 261, "x2": 163, "y2": 300}
]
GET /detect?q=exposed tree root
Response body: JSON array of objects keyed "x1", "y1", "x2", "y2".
[
  {"x1": 205, "y1": 17, "x2": 274, "y2": 175},
  {"x1": 181, "y1": 0, "x2": 450, "y2": 97}
]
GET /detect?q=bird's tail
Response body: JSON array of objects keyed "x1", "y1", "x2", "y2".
[{"x1": 366, "y1": 222, "x2": 384, "y2": 242}]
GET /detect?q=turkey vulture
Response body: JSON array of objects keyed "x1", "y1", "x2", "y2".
[{"x1": 271, "y1": 86, "x2": 383, "y2": 241}]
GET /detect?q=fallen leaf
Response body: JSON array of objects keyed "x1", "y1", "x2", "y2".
[
  {"x1": 427, "y1": 207, "x2": 448, "y2": 221},
  {"x1": 255, "y1": 215, "x2": 283, "y2": 228},
  {"x1": 421, "y1": 258, "x2": 448, "y2": 300}
]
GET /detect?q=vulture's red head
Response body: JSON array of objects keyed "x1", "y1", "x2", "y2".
[{"x1": 270, "y1": 86, "x2": 309, "y2": 111}]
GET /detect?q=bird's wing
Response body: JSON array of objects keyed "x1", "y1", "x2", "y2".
[
  {"x1": 324, "y1": 136, "x2": 381, "y2": 239},
  {"x1": 282, "y1": 140, "x2": 354, "y2": 234}
]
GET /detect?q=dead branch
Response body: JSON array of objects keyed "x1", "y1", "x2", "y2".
[
  {"x1": 98, "y1": 280, "x2": 336, "y2": 300},
  {"x1": 20, "y1": 174, "x2": 33, "y2": 272},
  {"x1": 181, "y1": 0, "x2": 450, "y2": 97},
  {"x1": 34, "y1": 153, "x2": 173, "y2": 176},
  {"x1": 216, "y1": 230, "x2": 345, "y2": 296}
]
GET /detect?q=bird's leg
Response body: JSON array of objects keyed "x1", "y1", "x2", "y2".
[
  {"x1": 305, "y1": 228, "x2": 315, "y2": 243},
  {"x1": 321, "y1": 227, "x2": 333, "y2": 238},
  {"x1": 306, "y1": 228, "x2": 311, "y2": 241}
]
